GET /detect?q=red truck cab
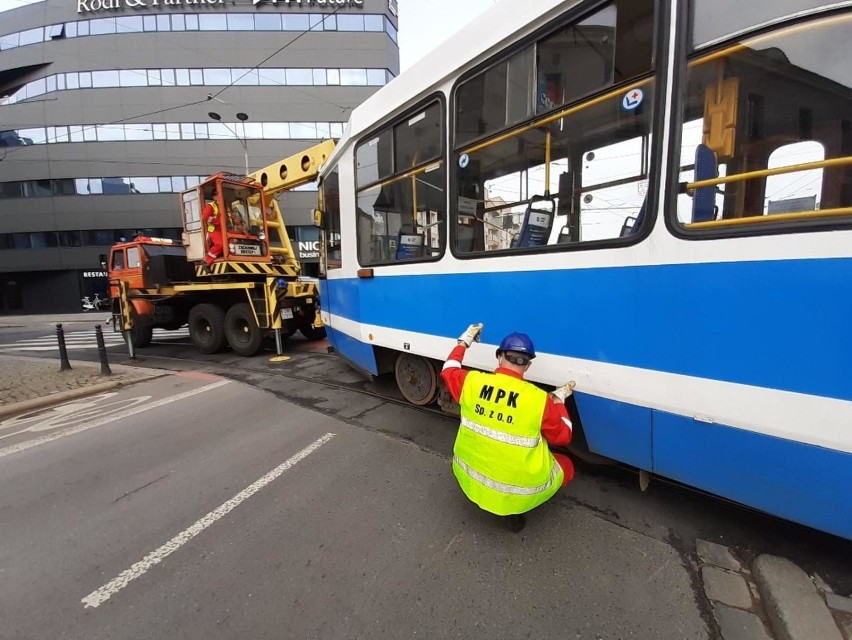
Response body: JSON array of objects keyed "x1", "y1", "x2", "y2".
[{"x1": 108, "y1": 236, "x2": 193, "y2": 299}]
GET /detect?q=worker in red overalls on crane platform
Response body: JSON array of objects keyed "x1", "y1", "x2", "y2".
[{"x1": 201, "y1": 185, "x2": 222, "y2": 274}]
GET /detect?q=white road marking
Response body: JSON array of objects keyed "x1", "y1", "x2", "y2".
[
  {"x1": 0, "y1": 392, "x2": 151, "y2": 439},
  {"x1": 0, "y1": 380, "x2": 229, "y2": 460},
  {"x1": 0, "y1": 329, "x2": 190, "y2": 352},
  {"x1": 81, "y1": 433, "x2": 336, "y2": 609}
]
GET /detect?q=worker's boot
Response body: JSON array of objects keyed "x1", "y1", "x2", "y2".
[{"x1": 503, "y1": 514, "x2": 526, "y2": 533}]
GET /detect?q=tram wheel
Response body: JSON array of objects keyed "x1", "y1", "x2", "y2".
[{"x1": 394, "y1": 353, "x2": 438, "y2": 406}]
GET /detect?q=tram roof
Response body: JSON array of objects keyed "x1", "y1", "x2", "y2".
[{"x1": 329, "y1": 0, "x2": 573, "y2": 166}]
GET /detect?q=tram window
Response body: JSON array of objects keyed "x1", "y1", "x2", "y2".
[
  {"x1": 454, "y1": 83, "x2": 655, "y2": 254},
  {"x1": 675, "y1": 13, "x2": 852, "y2": 233},
  {"x1": 581, "y1": 137, "x2": 649, "y2": 241},
  {"x1": 357, "y1": 163, "x2": 445, "y2": 265},
  {"x1": 455, "y1": 0, "x2": 653, "y2": 146},
  {"x1": 536, "y1": 7, "x2": 616, "y2": 114},
  {"x1": 356, "y1": 129, "x2": 393, "y2": 187},
  {"x1": 764, "y1": 142, "x2": 824, "y2": 215},
  {"x1": 355, "y1": 99, "x2": 446, "y2": 267},
  {"x1": 320, "y1": 166, "x2": 342, "y2": 271},
  {"x1": 690, "y1": 0, "x2": 830, "y2": 50},
  {"x1": 394, "y1": 103, "x2": 442, "y2": 172},
  {"x1": 456, "y1": 47, "x2": 535, "y2": 146}
]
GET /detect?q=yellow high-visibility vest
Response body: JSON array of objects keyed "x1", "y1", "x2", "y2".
[
  {"x1": 453, "y1": 370, "x2": 563, "y2": 515},
  {"x1": 206, "y1": 201, "x2": 219, "y2": 233}
]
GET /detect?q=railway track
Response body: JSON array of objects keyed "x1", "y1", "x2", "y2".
[{"x1": 139, "y1": 351, "x2": 455, "y2": 421}]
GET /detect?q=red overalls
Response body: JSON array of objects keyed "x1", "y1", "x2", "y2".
[{"x1": 202, "y1": 200, "x2": 222, "y2": 267}]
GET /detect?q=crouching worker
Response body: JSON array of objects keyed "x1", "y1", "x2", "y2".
[{"x1": 440, "y1": 324, "x2": 576, "y2": 532}]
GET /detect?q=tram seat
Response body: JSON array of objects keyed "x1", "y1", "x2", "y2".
[
  {"x1": 514, "y1": 195, "x2": 556, "y2": 248},
  {"x1": 620, "y1": 198, "x2": 648, "y2": 237},
  {"x1": 692, "y1": 143, "x2": 719, "y2": 223},
  {"x1": 395, "y1": 224, "x2": 425, "y2": 261}
]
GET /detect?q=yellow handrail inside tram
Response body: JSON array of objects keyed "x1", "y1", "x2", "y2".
[
  {"x1": 685, "y1": 208, "x2": 852, "y2": 229},
  {"x1": 686, "y1": 156, "x2": 852, "y2": 190}
]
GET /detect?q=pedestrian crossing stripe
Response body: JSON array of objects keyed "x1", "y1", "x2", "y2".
[{"x1": 0, "y1": 328, "x2": 191, "y2": 352}]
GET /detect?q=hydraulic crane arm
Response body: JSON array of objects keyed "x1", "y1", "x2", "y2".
[
  {"x1": 245, "y1": 140, "x2": 336, "y2": 269},
  {"x1": 249, "y1": 139, "x2": 336, "y2": 199}
]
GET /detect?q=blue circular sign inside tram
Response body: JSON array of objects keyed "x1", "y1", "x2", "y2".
[{"x1": 621, "y1": 88, "x2": 644, "y2": 111}]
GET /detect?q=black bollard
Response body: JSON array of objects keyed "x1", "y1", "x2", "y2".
[
  {"x1": 56, "y1": 323, "x2": 72, "y2": 372},
  {"x1": 95, "y1": 325, "x2": 112, "y2": 376}
]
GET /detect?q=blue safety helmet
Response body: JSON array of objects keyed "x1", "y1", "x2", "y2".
[{"x1": 496, "y1": 332, "x2": 536, "y2": 359}]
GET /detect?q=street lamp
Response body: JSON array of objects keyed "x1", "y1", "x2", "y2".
[{"x1": 208, "y1": 111, "x2": 250, "y2": 175}]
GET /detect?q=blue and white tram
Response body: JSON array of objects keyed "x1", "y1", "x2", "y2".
[{"x1": 315, "y1": 0, "x2": 852, "y2": 539}]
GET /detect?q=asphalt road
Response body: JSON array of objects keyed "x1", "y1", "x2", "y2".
[{"x1": 1, "y1": 372, "x2": 707, "y2": 639}]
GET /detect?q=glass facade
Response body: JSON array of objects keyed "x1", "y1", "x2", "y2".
[
  {"x1": 2, "y1": 67, "x2": 393, "y2": 105},
  {"x1": 1, "y1": 121, "x2": 346, "y2": 147},
  {"x1": 0, "y1": 12, "x2": 396, "y2": 52},
  {"x1": 0, "y1": 175, "x2": 318, "y2": 200},
  {"x1": 0, "y1": 228, "x2": 183, "y2": 250}
]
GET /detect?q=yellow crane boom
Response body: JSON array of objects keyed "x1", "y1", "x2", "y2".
[{"x1": 246, "y1": 140, "x2": 336, "y2": 269}]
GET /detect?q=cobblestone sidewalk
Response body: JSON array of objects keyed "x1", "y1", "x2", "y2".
[
  {"x1": 697, "y1": 539, "x2": 852, "y2": 640},
  {"x1": 0, "y1": 354, "x2": 161, "y2": 408}
]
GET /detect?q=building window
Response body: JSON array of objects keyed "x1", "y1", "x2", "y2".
[{"x1": 0, "y1": 12, "x2": 396, "y2": 57}]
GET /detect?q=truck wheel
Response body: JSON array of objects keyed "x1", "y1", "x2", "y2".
[
  {"x1": 224, "y1": 303, "x2": 263, "y2": 357},
  {"x1": 188, "y1": 304, "x2": 226, "y2": 354},
  {"x1": 300, "y1": 324, "x2": 326, "y2": 341},
  {"x1": 130, "y1": 310, "x2": 153, "y2": 348}
]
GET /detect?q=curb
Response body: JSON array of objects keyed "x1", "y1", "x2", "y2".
[
  {"x1": 753, "y1": 555, "x2": 844, "y2": 640},
  {"x1": 0, "y1": 372, "x2": 166, "y2": 420}
]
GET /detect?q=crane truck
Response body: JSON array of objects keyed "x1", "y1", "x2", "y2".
[{"x1": 108, "y1": 140, "x2": 335, "y2": 357}]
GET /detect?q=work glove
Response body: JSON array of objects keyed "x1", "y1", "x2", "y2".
[
  {"x1": 457, "y1": 323, "x2": 484, "y2": 348},
  {"x1": 550, "y1": 381, "x2": 576, "y2": 403}
]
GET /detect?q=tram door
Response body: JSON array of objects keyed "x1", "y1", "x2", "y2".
[{"x1": 317, "y1": 168, "x2": 346, "y2": 354}]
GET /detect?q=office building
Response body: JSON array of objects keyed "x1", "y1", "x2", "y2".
[{"x1": 0, "y1": 0, "x2": 399, "y2": 313}]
